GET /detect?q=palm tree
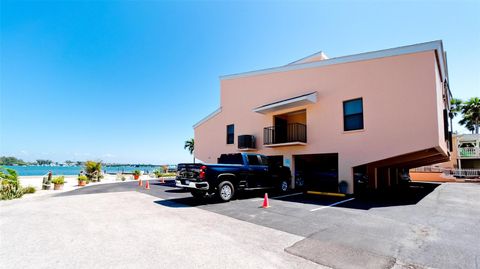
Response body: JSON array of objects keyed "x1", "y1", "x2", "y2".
[
  {"x1": 460, "y1": 97, "x2": 480, "y2": 134},
  {"x1": 184, "y1": 138, "x2": 195, "y2": 163},
  {"x1": 449, "y1": 98, "x2": 463, "y2": 135}
]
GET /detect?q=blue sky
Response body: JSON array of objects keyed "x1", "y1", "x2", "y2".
[{"x1": 1, "y1": 0, "x2": 479, "y2": 164}]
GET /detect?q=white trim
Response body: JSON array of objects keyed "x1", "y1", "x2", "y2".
[
  {"x1": 264, "y1": 142, "x2": 307, "y2": 147},
  {"x1": 238, "y1": 148, "x2": 257, "y2": 151},
  {"x1": 271, "y1": 192, "x2": 303, "y2": 199},
  {"x1": 193, "y1": 107, "x2": 222, "y2": 128},
  {"x1": 253, "y1": 92, "x2": 317, "y2": 114},
  {"x1": 310, "y1": 198, "x2": 355, "y2": 212},
  {"x1": 220, "y1": 40, "x2": 446, "y2": 81},
  {"x1": 287, "y1": 51, "x2": 329, "y2": 65}
]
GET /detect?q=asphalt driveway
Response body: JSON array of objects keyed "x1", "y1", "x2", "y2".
[
  {"x1": 0, "y1": 190, "x2": 321, "y2": 269},
  {"x1": 4, "y1": 180, "x2": 480, "y2": 269}
]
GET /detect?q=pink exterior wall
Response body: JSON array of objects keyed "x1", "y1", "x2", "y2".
[{"x1": 194, "y1": 50, "x2": 449, "y2": 193}]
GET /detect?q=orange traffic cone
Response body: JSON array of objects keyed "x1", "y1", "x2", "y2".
[
  {"x1": 145, "y1": 180, "x2": 150, "y2": 190},
  {"x1": 138, "y1": 179, "x2": 142, "y2": 187},
  {"x1": 262, "y1": 193, "x2": 270, "y2": 208}
]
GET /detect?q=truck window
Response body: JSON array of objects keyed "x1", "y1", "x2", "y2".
[
  {"x1": 218, "y1": 154, "x2": 243, "y2": 164},
  {"x1": 259, "y1": 156, "x2": 269, "y2": 166},
  {"x1": 247, "y1": 155, "x2": 261, "y2": 166}
]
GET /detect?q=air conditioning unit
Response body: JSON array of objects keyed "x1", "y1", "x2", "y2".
[{"x1": 238, "y1": 135, "x2": 256, "y2": 150}]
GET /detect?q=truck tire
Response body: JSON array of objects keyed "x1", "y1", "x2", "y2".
[
  {"x1": 218, "y1": 181, "x2": 234, "y2": 202},
  {"x1": 280, "y1": 179, "x2": 289, "y2": 192},
  {"x1": 190, "y1": 190, "x2": 207, "y2": 199}
]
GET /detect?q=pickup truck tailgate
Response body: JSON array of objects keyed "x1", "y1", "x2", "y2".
[{"x1": 177, "y1": 163, "x2": 203, "y2": 181}]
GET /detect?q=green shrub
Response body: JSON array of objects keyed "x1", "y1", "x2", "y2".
[
  {"x1": 51, "y1": 176, "x2": 65, "y2": 185},
  {"x1": 0, "y1": 167, "x2": 23, "y2": 200},
  {"x1": 84, "y1": 161, "x2": 102, "y2": 182},
  {"x1": 78, "y1": 175, "x2": 88, "y2": 182},
  {"x1": 132, "y1": 170, "x2": 141, "y2": 176},
  {"x1": 153, "y1": 170, "x2": 162, "y2": 178},
  {"x1": 22, "y1": 186, "x2": 36, "y2": 194},
  {"x1": 1, "y1": 184, "x2": 24, "y2": 200}
]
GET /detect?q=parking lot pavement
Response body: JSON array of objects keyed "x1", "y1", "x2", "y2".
[
  {"x1": 57, "y1": 180, "x2": 480, "y2": 268},
  {"x1": 0, "y1": 191, "x2": 323, "y2": 269}
]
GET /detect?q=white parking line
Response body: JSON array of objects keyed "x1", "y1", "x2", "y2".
[
  {"x1": 249, "y1": 192, "x2": 303, "y2": 202},
  {"x1": 310, "y1": 197, "x2": 355, "y2": 212},
  {"x1": 271, "y1": 192, "x2": 303, "y2": 199}
]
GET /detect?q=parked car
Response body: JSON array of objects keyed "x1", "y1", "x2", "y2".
[{"x1": 176, "y1": 153, "x2": 291, "y2": 202}]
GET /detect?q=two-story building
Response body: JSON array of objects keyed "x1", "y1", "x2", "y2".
[{"x1": 194, "y1": 40, "x2": 452, "y2": 194}]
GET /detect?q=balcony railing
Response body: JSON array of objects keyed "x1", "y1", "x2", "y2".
[
  {"x1": 458, "y1": 147, "x2": 480, "y2": 158},
  {"x1": 264, "y1": 123, "x2": 306, "y2": 145}
]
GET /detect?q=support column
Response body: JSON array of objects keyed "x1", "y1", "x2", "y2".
[
  {"x1": 283, "y1": 154, "x2": 295, "y2": 189},
  {"x1": 338, "y1": 157, "x2": 354, "y2": 194}
]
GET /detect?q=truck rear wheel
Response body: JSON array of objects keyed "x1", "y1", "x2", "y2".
[{"x1": 218, "y1": 181, "x2": 234, "y2": 202}]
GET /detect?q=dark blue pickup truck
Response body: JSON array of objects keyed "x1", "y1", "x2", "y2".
[{"x1": 176, "y1": 153, "x2": 291, "y2": 202}]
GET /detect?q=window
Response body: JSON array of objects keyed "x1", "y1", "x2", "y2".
[
  {"x1": 218, "y1": 154, "x2": 243, "y2": 164},
  {"x1": 247, "y1": 155, "x2": 261, "y2": 166},
  {"x1": 226, "y1": 124, "x2": 234, "y2": 144},
  {"x1": 259, "y1": 156, "x2": 269, "y2": 166},
  {"x1": 343, "y1": 98, "x2": 364, "y2": 131}
]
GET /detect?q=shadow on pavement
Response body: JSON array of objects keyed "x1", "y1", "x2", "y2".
[
  {"x1": 153, "y1": 199, "x2": 195, "y2": 208},
  {"x1": 164, "y1": 188, "x2": 190, "y2": 193},
  {"x1": 267, "y1": 182, "x2": 440, "y2": 210},
  {"x1": 337, "y1": 182, "x2": 441, "y2": 210}
]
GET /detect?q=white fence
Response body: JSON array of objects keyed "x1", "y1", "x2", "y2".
[
  {"x1": 444, "y1": 169, "x2": 480, "y2": 178},
  {"x1": 411, "y1": 166, "x2": 480, "y2": 179}
]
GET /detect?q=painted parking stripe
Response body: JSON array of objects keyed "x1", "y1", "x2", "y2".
[
  {"x1": 249, "y1": 192, "x2": 303, "y2": 202},
  {"x1": 271, "y1": 192, "x2": 303, "y2": 199},
  {"x1": 310, "y1": 197, "x2": 355, "y2": 212}
]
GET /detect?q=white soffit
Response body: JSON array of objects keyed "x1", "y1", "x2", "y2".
[{"x1": 253, "y1": 92, "x2": 317, "y2": 114}]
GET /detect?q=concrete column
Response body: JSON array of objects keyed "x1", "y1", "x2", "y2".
[
  {"x1": 282, "y1": 154, "x2": 295, "y2": 189},
  {"x1": 338, "y1": 157, "x2": 354, "y2": 194}
]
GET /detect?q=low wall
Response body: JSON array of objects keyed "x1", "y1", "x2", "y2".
[{"x1": 410, "y1": 172, "x2": 457, "y2": 182}]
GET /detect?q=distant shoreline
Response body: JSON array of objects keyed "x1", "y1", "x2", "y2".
[{"x1": 2, "y1": 165, "x2": 161, "y2": 176}]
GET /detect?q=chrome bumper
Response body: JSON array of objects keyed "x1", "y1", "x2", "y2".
[{"x1": 175, "y1": 180, "x2": 210, "y2": 191}]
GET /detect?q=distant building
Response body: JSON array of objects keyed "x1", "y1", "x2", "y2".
[{"x1": 435, "y1": 134, "x2": 480, "y2": 169}]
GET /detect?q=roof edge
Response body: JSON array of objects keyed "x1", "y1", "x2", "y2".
[
  {"x1": 287, "y1": 51, "x2": 328, "y2": 65},
  {"x1": 220, "y1": 40, "x2": 445, "y2": 81},
  {"x1": 193, "y1": 107, "x2": 222, "y2": 129}
]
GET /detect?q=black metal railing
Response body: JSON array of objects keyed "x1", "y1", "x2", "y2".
[
  {"x1": 238, "y1": 135, "x2": 256, "y2": 149},
  {"x1": 263, "y1": 123, "x2": 307, "y2": 145}
]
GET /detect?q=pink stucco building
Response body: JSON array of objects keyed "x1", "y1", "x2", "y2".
[{"x1": 194, "y1": 41, "x2": 452, "y2": 194}]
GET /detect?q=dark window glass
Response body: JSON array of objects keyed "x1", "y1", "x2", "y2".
[
  {"x1": 343, "y1": 98, "x2": 364, "y2": 131},
  {"x1": 226, "y1": 124, "x2": 234, "y2": 144},
  {"x1": 218, "y1": 154, "x2": 243, "y2": 165},
  {"x1": 247, "y1": 155, "x2": 261, "y2": 166},
  {"x1": 259, "y1": 156, "x2": 269, "y2": 166}
]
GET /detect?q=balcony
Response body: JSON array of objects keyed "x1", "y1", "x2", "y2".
[
  {"x1": 458, "y1": 147, "x2": 480, "y2": 158},
  {"x1": 264, "y1": 123, "x2": 307, "y2": 147}
]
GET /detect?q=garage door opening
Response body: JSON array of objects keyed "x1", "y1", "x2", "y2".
[{"x1": 294, "y1": 154, "x2": 338, "y2": 192}]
